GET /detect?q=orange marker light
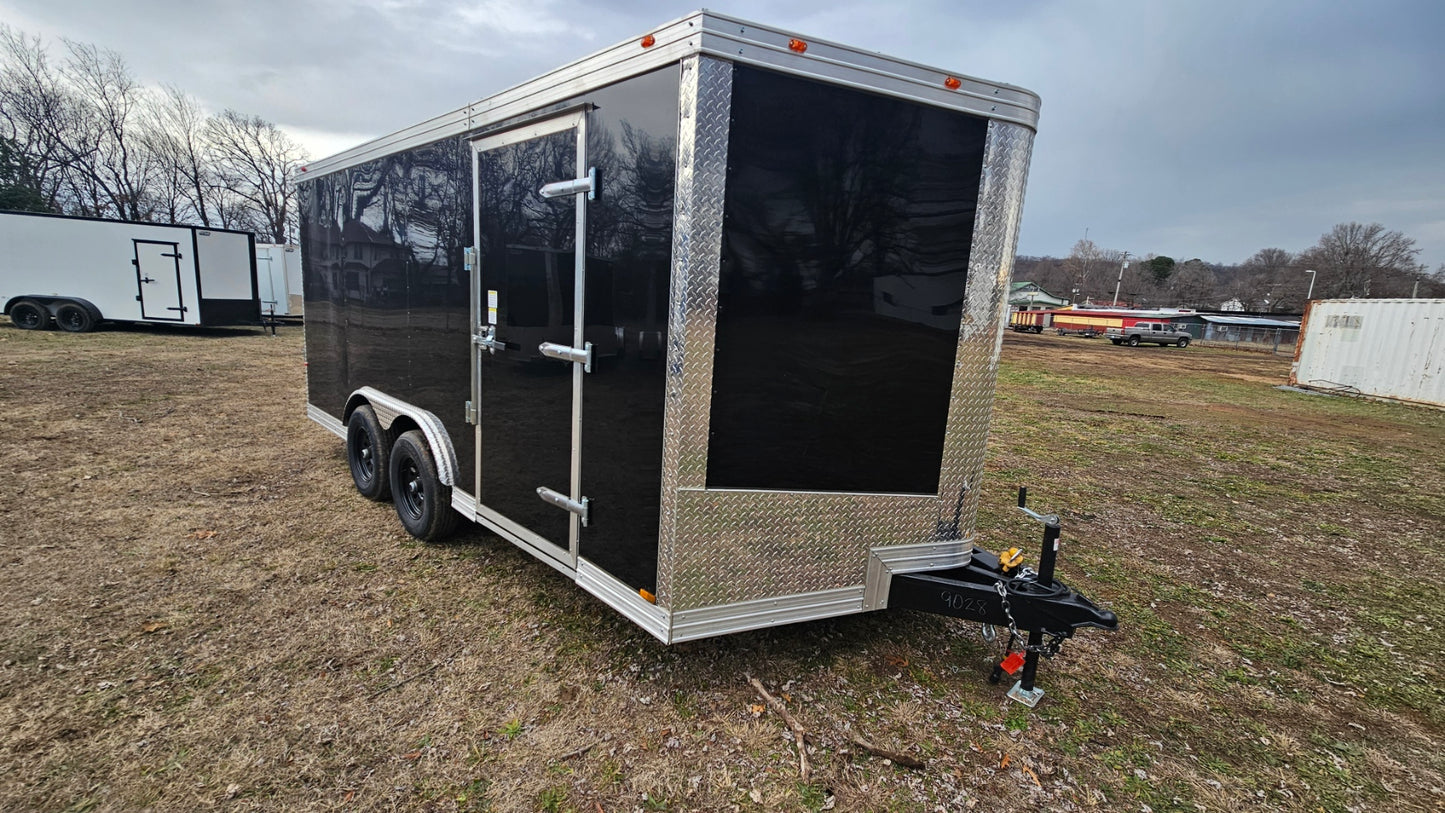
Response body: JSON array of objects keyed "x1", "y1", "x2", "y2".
[
  {"x1": 788, "y1": 38, "x2": 808, "y2": 53},
  {"x1": 641, "y1": 34, "x2": 656, "y2": 48},
  {"x1": 944, "y1": 76, "x2": 962, "y2": 90},
  {"x1": 639, "y1": 588, "x2": 657, "y2": 604}
]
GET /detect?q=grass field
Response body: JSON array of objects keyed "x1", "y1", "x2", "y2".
[{"x1": 1, "y1": 324, "x2": 1441, "y2": 812}]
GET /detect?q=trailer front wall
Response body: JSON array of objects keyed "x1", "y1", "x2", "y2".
[
  {"x1": 656, "y1": 58, "x2": 1034, "y2": 616},
  {"x1": 195, "y1": 229, "x2": 260, "y2": 324},
  {"x1": 298, "y1": 136, "x2": 476, "y2": 489}
]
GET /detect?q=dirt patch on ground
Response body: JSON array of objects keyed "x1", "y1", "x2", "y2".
[{"x1": 0, "y1": 324, "x2": 1441, "y2": 812}]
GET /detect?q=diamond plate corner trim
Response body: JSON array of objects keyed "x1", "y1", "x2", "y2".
[
  {"x1": 862, "y1": 539, "x2": 974, "y2": 611},
  {"x1": 935, "y1": 120, "x2": 1036, "y2": 541},
  {"x1": 656, "y1": 55, "x2": 733, "y2": 612}
]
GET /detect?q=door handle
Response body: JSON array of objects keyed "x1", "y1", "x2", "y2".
[{"x1": 140, "y1": 276, "x2": 155, "y2": 283}]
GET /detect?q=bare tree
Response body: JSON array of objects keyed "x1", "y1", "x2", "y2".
[
  {"x1": 207, "y1": 109, "x2": 306, "y2": 242},
  {"x1": 1237, "y1": 247, "x2": 1293, "y2": 310},
  {"x1": 1170, "y1": 259, "x2": 1217, "y2": 308},
  {"x1": 1062, "y1": 238, "x2": 1104, "y2": 301},
  {"x1": 0, "y1": 25, "x2": 81, "y2": 211},
  {"x1": 1298, "y1": 222, "x2": 1421, "y2": 298},
  {"x1": 142, "y1": 86, "x2": 214, "y2": 226}
]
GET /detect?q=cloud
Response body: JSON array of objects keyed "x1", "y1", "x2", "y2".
[{"x1": 2, "y1": 0, "x2": 1441, "y2": 266}]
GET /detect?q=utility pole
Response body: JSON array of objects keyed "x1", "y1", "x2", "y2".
[{"x1": 1112, "y1": 252, "x2": 1130, "y2": 307}]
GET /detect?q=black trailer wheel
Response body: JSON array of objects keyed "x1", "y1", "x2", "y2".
[
  {"x1": 389, "y1": 430, "x2": 458, "y2": 542},
  {"x1": 1126, "y1": 336, "x2": 1140, "y2": 346},
  {"x1": 1110, "y1": 338, "x2": 1121, "y2": 345},
  {"x1": 1177, "y1": 336, "x2": 1191, "y2": 348},
  {"x1": 55, "y1": 302, "x2": 96, "y2": 333},
  {"x1": 9, "y1": 300, "x2": 50, "y2": 330},
  {"x1": 346, "y1": 405, "x2": 391, "y2": 501}
]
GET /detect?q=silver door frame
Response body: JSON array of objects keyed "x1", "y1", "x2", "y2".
[{"x1": 469, "y1": 109, "x2": 589, "y2": 572}]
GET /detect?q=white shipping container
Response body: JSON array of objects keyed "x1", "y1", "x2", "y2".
[{"x1": 1291, "y1": 299, "x2": 1445, "y2": 408}]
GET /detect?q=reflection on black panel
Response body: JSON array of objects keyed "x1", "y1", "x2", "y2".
[
  {"x1": 707, "y1": 65, "x2": 988, "y2": 495},
  {"x1": 577, "y1": 67, "x2": 678, "y2": 593},
  {"x1": 298, "y1": 137, "x2": 475, "y2": 491},
  {"x1": 476, "y1": 130, "x2": 578, "y2": 548}
]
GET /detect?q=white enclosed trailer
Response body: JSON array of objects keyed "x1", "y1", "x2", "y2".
[
  {"x1": 254, "y1": 243, "x2": 302, "y2": 318},
  {"x1": 1291, "y1": 298, "x2": 1445, "y2": 408},
  {"x1": 1, "y1": 211, "x2": 260, "y2": 332}
]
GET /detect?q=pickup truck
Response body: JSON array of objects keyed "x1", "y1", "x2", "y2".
[{"x1": 1106, "y1": 321, "x2": 1192, "y2": 347}]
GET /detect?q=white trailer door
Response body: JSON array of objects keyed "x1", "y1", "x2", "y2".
[{"x1": 133, "y1": 240, "x2": 186, "y2": 321}]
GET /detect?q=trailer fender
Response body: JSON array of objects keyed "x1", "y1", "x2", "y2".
[
  {"x1": 344, "y1": 387, "x2": 459, "y2": 487},
  {"x1": 4, "y1": 295, "x2": 102, "y2": 321}
]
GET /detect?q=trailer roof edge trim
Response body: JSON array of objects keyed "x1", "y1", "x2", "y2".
[{"x1": 301, "y1": 10, "x2": 1041, "y2": 179}]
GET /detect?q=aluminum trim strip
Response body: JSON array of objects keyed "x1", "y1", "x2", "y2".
[
  {"x1": 303, "y1": 12, "x2": 1039, "y2": 179},
  {"x1": 470, "y1": 109, "x2": 585, "y2": 152},
  {"x1": 931, "y1": 120, "x2": 1036, "y2": 546},
  {"x1": 669, "y1": 587, "x2": 865, "y2": 643},
  {"x1": 656, "y1": 54, "x2": 733, "y2": 611},
  {"x1": 351, "y1": 386, "x2": 459, "y2": 487},
  {"x1": 451, "y1": 489, "x2": 477, "y2": 518},
  {"x1": 863, "y1": 539, "x2": 975, "y2": 611},
  {"x1": 307, "y1": 403, "x2": 345, "y2": 439},
  {"x1": 576, "y1": 559, "x2": 671, "y2": 643},
  {"x1": 304, "y1": 16, "x2": 701, "y2": 177},
  {"x1": 472, "y1": 501, "x2": 574, "y2": 570}
]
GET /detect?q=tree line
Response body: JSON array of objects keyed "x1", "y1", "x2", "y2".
[
  {"x1": 1016, "y1": 223, "x2": 1445, "y2": 314},
  {"x1": 0, "y1": 26, "x2": 305, "y2": 243}
]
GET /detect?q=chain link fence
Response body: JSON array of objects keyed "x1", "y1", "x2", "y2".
[{"x1": 1175, "y1": 323, "x2": 1299, "y2": 355}]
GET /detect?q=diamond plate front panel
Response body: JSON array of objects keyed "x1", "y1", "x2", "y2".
[
  {"x1": 935, "y1": 121, "x2": 1037, "y2": 538},
  {"x1": 672, "y1": 490, "x2": 941, "y2": 608},
  {"x1": 656, "y1": 55, "x2": 732, "y2": 610}
]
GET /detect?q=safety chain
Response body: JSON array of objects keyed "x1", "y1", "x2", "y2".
[{"x1": 994, "y1": 581, "x2": 1066, "y2": 657}]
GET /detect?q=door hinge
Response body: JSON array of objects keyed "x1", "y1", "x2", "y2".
[
  {"x1": 536, "y1": 487, "x2": 590, "y2": 527},
  {"x1": 465, "y1": 400, "x2": 476, "y2": 425},
  {"x1": 463, "y1": 246, "x2": 476, "y2": 272}
]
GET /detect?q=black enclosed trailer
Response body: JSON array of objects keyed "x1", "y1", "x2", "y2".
[{"x1": 299, "y1": 12, "x2": 1113, "y2": 701}]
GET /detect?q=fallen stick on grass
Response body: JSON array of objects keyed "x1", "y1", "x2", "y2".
[
  {"x1": 367, "y1": 661, "x2": 443, "y2": 700},
  {"x1": 747, "y1": 676, "x2": 809, "y2": 782},
  {"x1": 558, "y1": 741, "x2": 598, "y2": 761},
  {"x1": 847, "y1": 732, "x2": 925, "y2": 770}
]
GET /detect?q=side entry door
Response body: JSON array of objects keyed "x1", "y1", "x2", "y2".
[
  {"x1": 133, "y1": 240, "x2": 186, "y2": 320},
  {"x1": 469, "y1": 110, "x2": 595, "y2": 570}
]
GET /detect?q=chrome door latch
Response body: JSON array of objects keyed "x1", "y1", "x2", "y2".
[{"x1": 474, "y1": 324, "x2": 506, "y2": 354}]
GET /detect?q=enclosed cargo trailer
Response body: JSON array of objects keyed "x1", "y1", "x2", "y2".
[
  {"x1": 299, "y1": 12, "x2": 1113, "y2": 701},
  {"x1": 255, "y1": 243, "x2": 303, "y2": 318},
  {"x1": 1, "y1": 211, "x2": 260, "y2": 331},
  {"x1": 1291, "y1": 298, "x2": 1445, "y2": 408}
]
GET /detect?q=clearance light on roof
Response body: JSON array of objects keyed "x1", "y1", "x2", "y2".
[
  {"x1": 641, "y1": 34, "x2": 656, "y2": 48},
  {"x1": 944, "y1": 76, "x2": 962, "y2": 90},
  {"x1": 787, "y1": 38, "x2": 808, "y2": 53}
]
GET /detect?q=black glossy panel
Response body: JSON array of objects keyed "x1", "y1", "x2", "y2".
[
  {"x1": 577, "y1": 67, "x2": 678, "y2": 592},
  {"x1": 476, "y1": 130, "x2": 578, "y2": 549},
  {"x1": 707, "y1": 66, "x2": 988, "y2": 495},
  {"x1": 197, "y1": 298, "x2": 261, "y2": 326},
  {"x1": 299, "y1": 137, "x2": 474, "y2": 491}
]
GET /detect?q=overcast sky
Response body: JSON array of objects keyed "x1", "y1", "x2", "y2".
[{"x1": 3, "y1": 0, "x2": 1441, "y2": 269}]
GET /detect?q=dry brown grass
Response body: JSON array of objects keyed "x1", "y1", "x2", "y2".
[{"x1": 1, "y1": 324, "x2": 1442, "y2": 812}]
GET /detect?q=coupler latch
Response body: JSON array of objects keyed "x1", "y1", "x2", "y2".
[{"x1": 888, "y1": 487, "x2": 1118, "y2": 707}]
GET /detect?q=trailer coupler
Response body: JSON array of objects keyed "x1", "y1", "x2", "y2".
[{"x1": 888, "y1": 488, "x2": 1118, "y2": 707}]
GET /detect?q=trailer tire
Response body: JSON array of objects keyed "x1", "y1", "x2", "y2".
[
  {"x1": 55, "y1": 302, "x2": 96, "y2": 333},
  {"x1": 346, "y1": 405, "x2": 391, "y2": 501},
  {"x1": 1126, "y1": 336, "x2": 1140, "y2": 346},
  {"x1": 1176, "y1": 336, "x2": 1190, "y2": 348},
  {"x1": 1110, "y1": 338, "x2": 1121, "y2": 345},
  {"x1": 389, "y1": 430, "x2": 457, "y2": 542},
  {"x1": 9, "y1": 300, "x2": 50, "y2": 330}
]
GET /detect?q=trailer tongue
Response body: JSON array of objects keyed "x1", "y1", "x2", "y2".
[{"x1": 889, "y1": 488, "x2": 1118, "y2": 706}]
